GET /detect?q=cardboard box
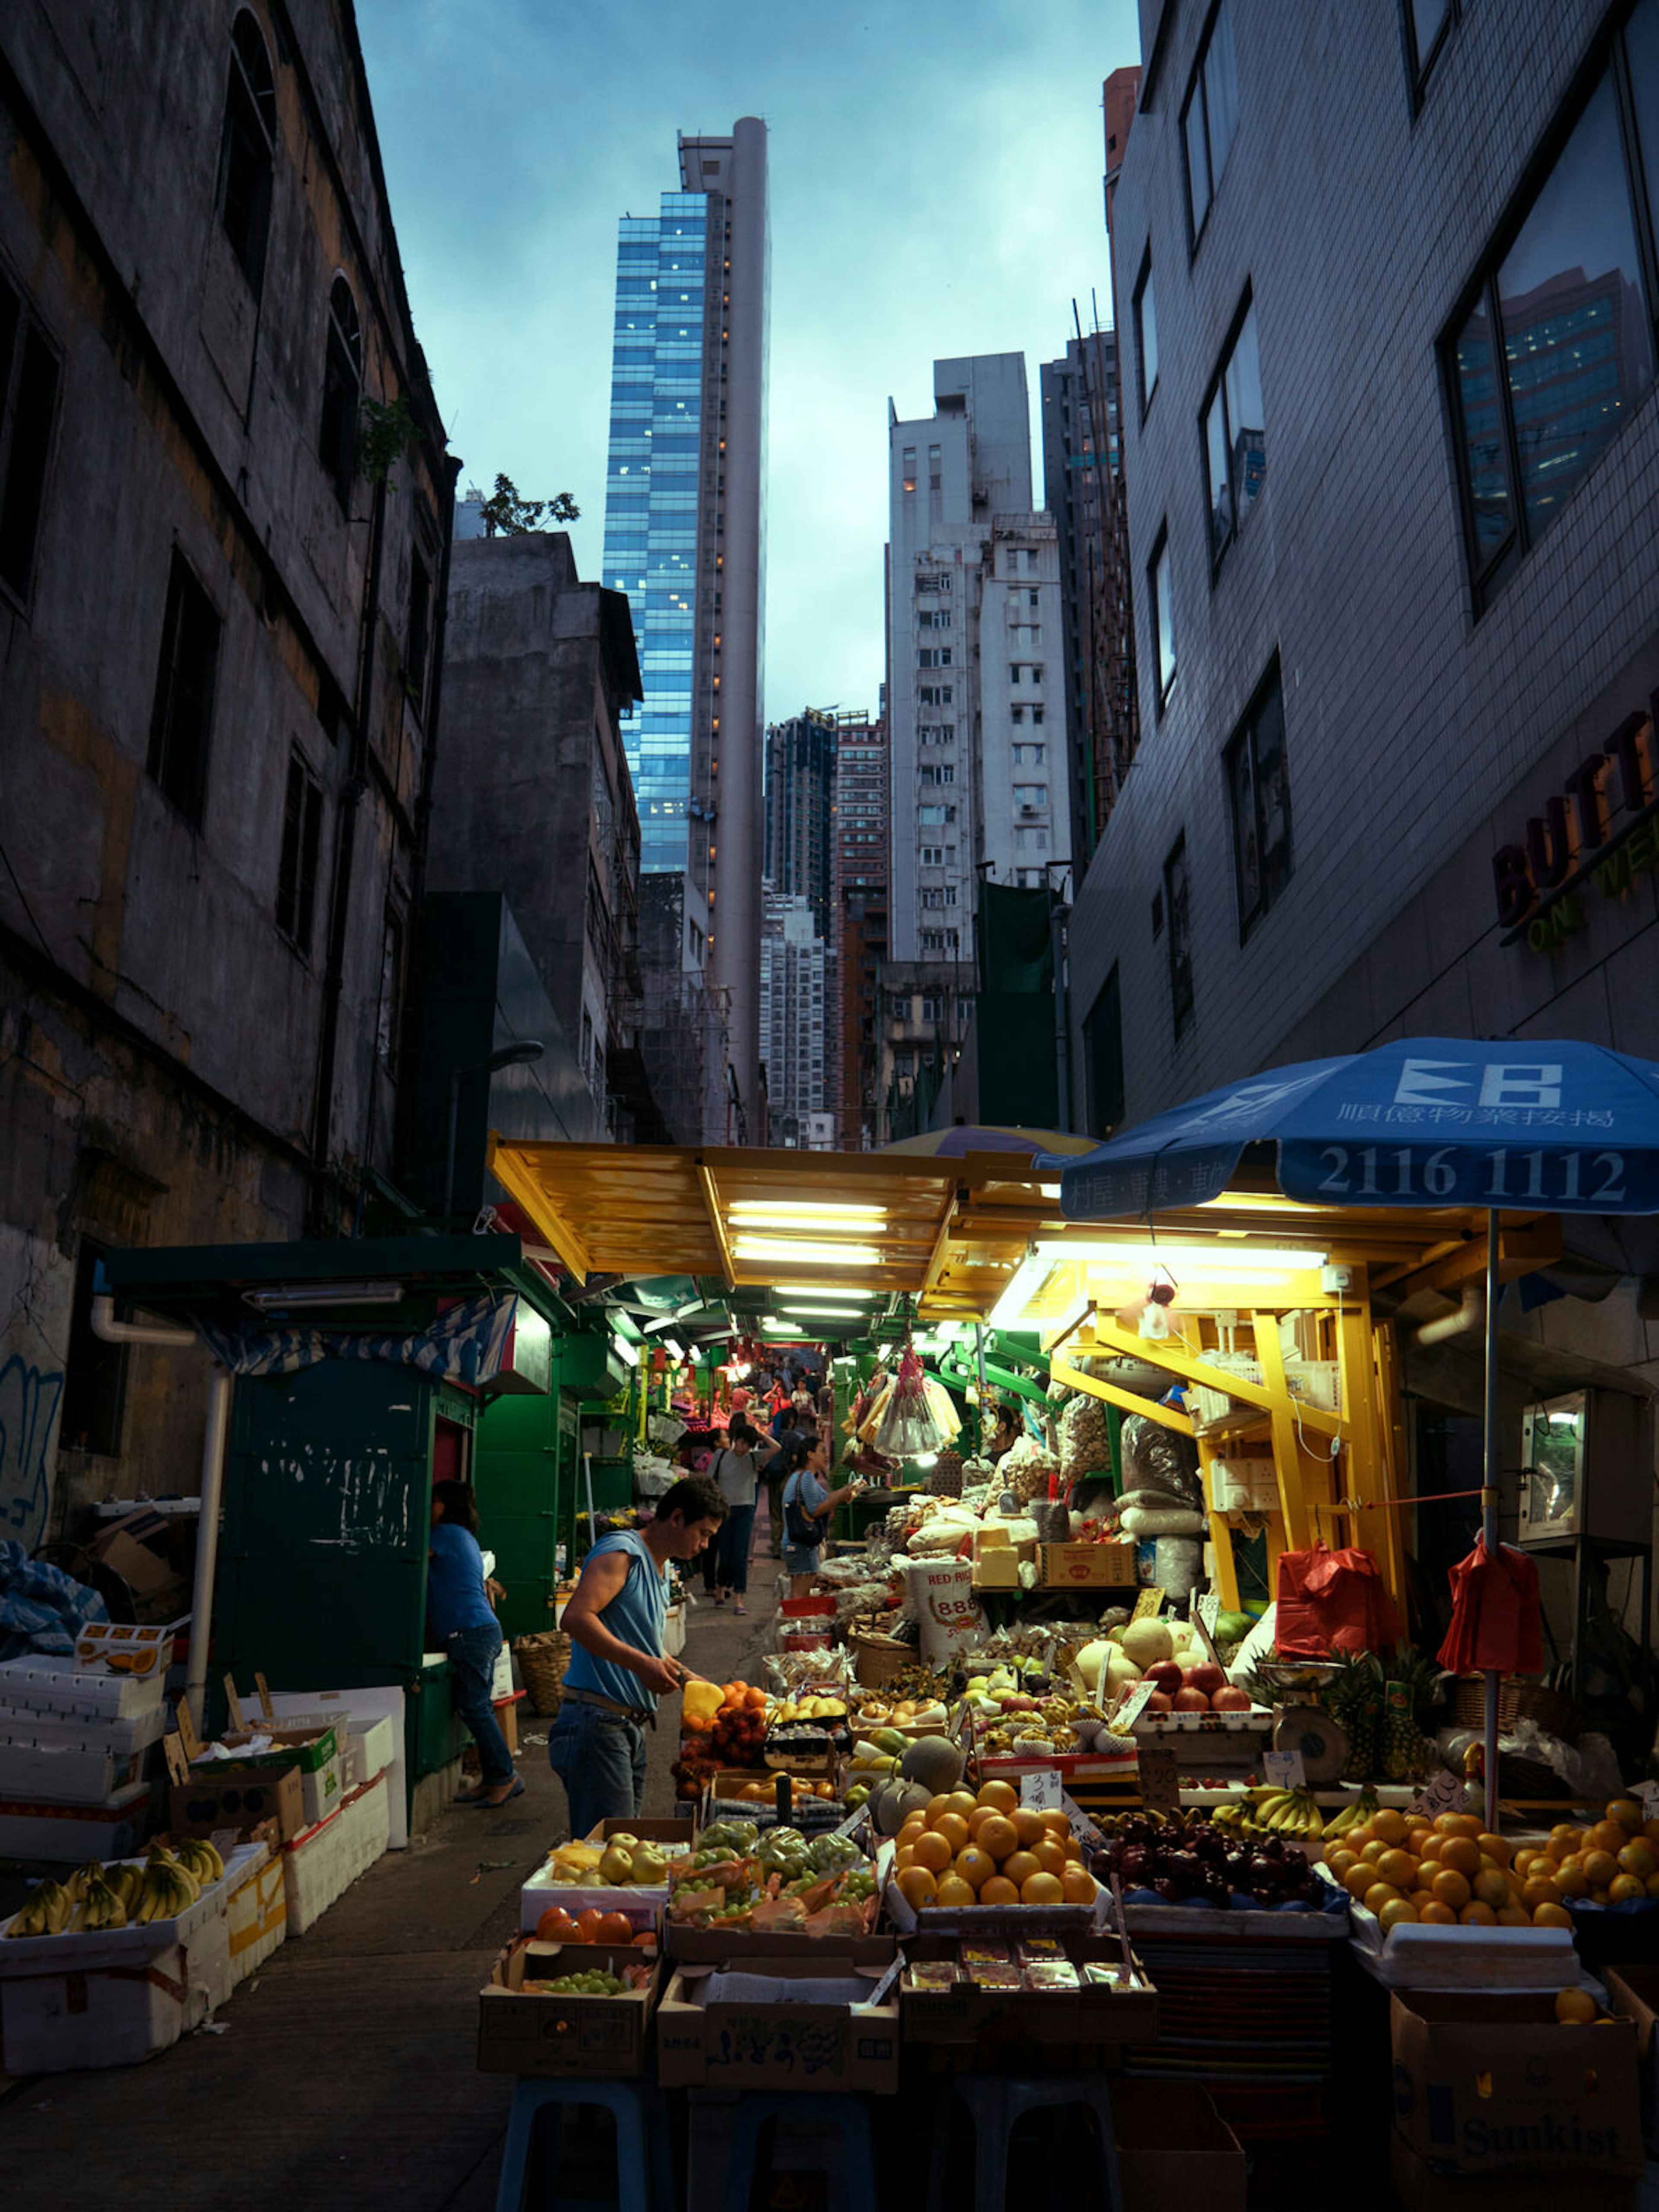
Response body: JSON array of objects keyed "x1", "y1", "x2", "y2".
[
  {"x1": 86, "y1": 1513, "x2": 188, "y2": 1618},
  {"x1": 198, "y1": 1726, "x2": 343, "y2": 1828},
  {"x1": 478, "y1": 1940, "x2": 659, "y2": 2077},
  {"x1": 1390, "y1": 1989, "x2": 1643, "y2": 2177},
  {"x1": 170, "y1": 1762, "x2": 304, "y2": 1841},
  {"x1": 655, "y1": 1954, "x2": 900, "y2": 2092},
  {"x1": 666, "y1": 1924, "x2": 894, "y2": 1969},
  {"x1": 1606, "y1": 1965, "x2": 1659, "y2": 2157},
  {"x1": 899, "y1": 1932, "x2": 1157, "y2": 2047},
  {"x1": 1114, "y1": 2081, "x2": 1246, "y2": 2212},
  {"x1": 1388, "y1": 2130, "x2": 1634, "y2": 2212},
  {"x1": 1039, "y1": 1543, "x2": 1138, "y2": 1590},
  {"x1": 261, "y1": 1686, "x2": 410, "y2": 1850}
]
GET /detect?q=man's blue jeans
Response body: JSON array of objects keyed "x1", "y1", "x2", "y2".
[
  {"x1": 447, "y1": 1622, "x2": 514, "y2": 1788},
  {"x1": 547, "y1": 1696, "x2": 649, "y2": 1839}
]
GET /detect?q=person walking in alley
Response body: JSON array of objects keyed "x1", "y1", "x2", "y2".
[
  {"x1": 549, "y1": 1476, "x2": 725, "y2": 1837},
  {"x1": 782, "y1": 1435, "x2": 863, "y2": 1597},
  {"x1": 428, "y1": 1481, "x2": 521, "y2": 1808},
  {"x1": 705, "y1": 1415, "x2": 779, "y2": 1616}
]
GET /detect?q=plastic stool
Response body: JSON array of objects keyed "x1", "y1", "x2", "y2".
[
  {"x1": 493, "y1": 2073, "x2": 675, "y2": 2212},
  {"x1": 720, "y1": 2092, "x2": 879, "y2": 2212},
  {"x1": 925, "y1": 2073, "x2": 1124, "y2": 2212}
]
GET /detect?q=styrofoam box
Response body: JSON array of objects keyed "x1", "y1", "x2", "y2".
[
  {"x1": 0, "y1": 1778, "x2": 151, "y2": 1861},
  {"x1": 226, "y1": 1843, "x2": 286, "y2": 1985},
  {"x1": 347, "y1": 1716, "x2": 396, "y2": 1789},
  {"x1": 0, "y1": 1655, "x2": 165, "y2": 1722},
  {"x1": 0, "y1": 1697, "x2": 166, "y2": 1757},
  {"x1": 281, "y1": 1770, "x2": 391, "y2": 1935},
  {"x1": 0, "y1": 1842, "x2": 262, "y2": 2072},
  {"x1": 261, "y1": 1687, "x2": 408, "y2": 1849},
  {"x1": 0, "y1": 1735, "x2": 146, "y2": 1805}
]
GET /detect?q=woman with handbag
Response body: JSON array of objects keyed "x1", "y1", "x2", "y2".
[{"x1": 706, "y1": 1416, "x2": 779, "y2": 1616}]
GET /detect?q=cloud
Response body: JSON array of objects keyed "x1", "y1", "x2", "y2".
[{"x1": 358, "y1": 0, "x2": 1141, "y2": 721}]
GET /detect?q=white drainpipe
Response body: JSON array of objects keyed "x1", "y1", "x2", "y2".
[
  {"x1": 92, "y1": 1297, "x2": 230, "y2": 1732},
  {"x1": 1414, "y1": 1284, "x2": 1485, "y2": 1347}
]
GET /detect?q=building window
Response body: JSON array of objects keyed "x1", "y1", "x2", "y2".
[
  {"x1": 59, "y1": 1240, "x2": 127, "y2": 1457},
  {"x1": 921, "y1": 993, "x2": 944, "y2": 1022},
  {"x1": 1203, "y1": 296, "x2": 1266, "y2": 568},
  {"x1": 902, "y1": 444, "x2": 917, "y2": 493},
  {"x1": 920, "y1": 763, "x2": 956, "y2": 785},
  {"x1": 1445, "y1": 29, "x2": 1657, "y2": 606},
  {"x1": 918, "y1": 607, "x2": 952, "y2": 629},
  {"x1": 918, "y1": 804, "x2": 957, "y2": 826},
  {"x1": 1133, "y1": 249, "x2": 1158, "y2": 412},
  {"x1": 1083, "y1": 967, "x2": 1125, "y2": 1136},
  {"x1": 1182, "y1": 0, "x2": 1240, "y2": 245},
  {"x1": 1225, "y1": 661, "x2": 1292, "y2": 937},
  {"x1": 1014, "y1": 824, "x2": 1049, "y2": 851},
  {"x1": 0, "y1": 271, "x2": 61, "y2": 606},
  {"x1": 319, "y1": 274, "x2": 362, "y2": 511},
  {"x1": 1012, "y1": 742, "x2": 1046, "y2": 766},
  {"x1": 918, "y1": 646, "x2": 952, "y2": 667},
  {"x1": 1150, "y1": 527, "x2": 1176, "y2": 705},
  {"x1": 1031, "y1": 705, "x2": 1044, "y2": 725},
  {"x1": 217, "y1": 10, "x2": 276, "y2": 296},
  {"x1": 275, "y1": 749, "x2": 324, "y2": 955},
  {"x1": 1014, "y1": 784, "x2": 1049, "y2": 808},
  {"x1": 1405, "y1": 0, "x2": 1460, "y2": 98},
  {"x1": 918, "y1": 684, "x2": 953, "y2": 705},
  {"x1": 920, "y1": 844, "x2": 953, "y2": 864},
  {"x1": 920, "y1": 886, "x2": 959, "y2": 908},
  {"x1": 1163, "y1": 834, "x2": 1194, "y2": 1032},
  {"x1": 405, "y1": 546, "x2": 432, "y2": 719},
  {"x1": 146, "y1": 550, "x2": 221, "y2": 829}
]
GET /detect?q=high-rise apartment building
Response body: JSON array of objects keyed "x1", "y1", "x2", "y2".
[
  {"x1": 759, "y1": 888, "x2": 828, "y2": 1146},
  {"x1": 600, "y1": 120, "x2": 768, "y2": 1138},
  {"x1": 1042, "y1": 330, "x2": 1138, "y2": 862},
  {"x1": 763, "y1": 709, "x2": 838, "y2": 941},
  {"x1": 831, "y1": 709, "x2": 888, "y2": 1147},
  {"x1": 886, "y1": 357, "x2": 1069, "y2": 992}
]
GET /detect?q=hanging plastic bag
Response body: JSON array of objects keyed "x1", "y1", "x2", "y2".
[{"x1": 1275, "y1": 1543, "x2": 1400, "y2": 1657}]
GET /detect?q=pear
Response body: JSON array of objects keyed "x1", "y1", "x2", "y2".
[{"x1": 597, "y1": 1843, "x2": 636, "y2": 1885}]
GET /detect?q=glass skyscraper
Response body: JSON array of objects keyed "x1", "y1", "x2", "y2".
[{"x1": 602, "y1": 191, "x2": 712, "y2": 876}]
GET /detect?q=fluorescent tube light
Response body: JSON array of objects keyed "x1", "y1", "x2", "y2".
[
  {"x1": 1035, "y1": 1239, "x2": 1327, "y2": 1273},
  {"x1": 609, "y1": 1334, "x2": 639, "y2": 1367},
  {"x1": 663, "y1": 1337, "x2": 686, "y2": 1361},
  {"x1": 776, "y1": 1287, "x2": 880, "y2": 1306},
  {"x1": 728, "y1": 1202, "x2": 886, "y2": 1224},
  {"x1": 245, "y1": 1281, "x2": 404, "y2": 1313},
  {"x1": 733, "y1": 1237, "x2": 882, "y2": 1268}
]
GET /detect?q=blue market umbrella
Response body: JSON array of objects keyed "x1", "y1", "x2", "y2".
[{"x1": 1042, "y1": 1037, "x2": 1659, "y2": 1825}]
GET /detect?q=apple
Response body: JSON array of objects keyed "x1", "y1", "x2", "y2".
[
  {"x1": 1146, "y1": 1690, "x2": 1174, "y2": 1713},
  {"x1": 1172, "y1": 1686, "x2": 1211, "y2": 1712},
  {"x1": 1210, "y1": 1685, "x2": 1252, "y2": 1712},
  {"x1": 1184, "y1": 1662, "x2": 1227, "y2": 1699},
  {"x1": 1145, "y1": 1661, "x2": 1183, "y2": 1692}
]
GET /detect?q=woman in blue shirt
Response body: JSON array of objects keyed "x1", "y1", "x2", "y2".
[{"x1": 429, "y1": 1480, "x2": 521, "y2": 1808}]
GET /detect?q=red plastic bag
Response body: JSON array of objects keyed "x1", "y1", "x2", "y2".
[
  {"x1": 1274, "y1": 1543, "x2": 1401, "y2": 1657},
  {"x1": 1437, "y1": 1537, "x2": 1542, "y2": 1674}
]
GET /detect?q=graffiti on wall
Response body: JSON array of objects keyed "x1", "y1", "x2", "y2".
[{"x1": 0, "y1": 1354, "x2": 64, "y2": 1553}]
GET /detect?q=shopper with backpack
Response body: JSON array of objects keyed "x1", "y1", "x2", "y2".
[{"x1": 781, "y1": 1435, "x2": 863, "y2": 1597}]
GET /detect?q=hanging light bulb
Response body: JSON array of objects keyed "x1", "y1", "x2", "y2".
[{"x1": 1137, "y1": 1268, "x2": 1179, "y2": 1341}]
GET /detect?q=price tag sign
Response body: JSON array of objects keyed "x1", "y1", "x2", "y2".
[
  {"x1": 1110, "y1": 1680, "x2": 1158, "y2": 1736},
  {"x1": 1263, "y1": 1746, "x2": 1306, "y2": 1791},
  {"x1": 1139, "y1": 1744, "x2": 1182, "y2": 1815},
  {"x1": 1405, "y1": 1769, "x2": 1469, "y2": 1823},
  {"x1": 223, "y1": 1674, "x2": 247, "y2": 1737},
  {"x1": 253, "y1": 1672, "x2": 276, "y2": 1724},
  {"x1": 1020, "y1": 1768, "x2": 1065, "y2": 1814},
  {"x1": 162, "y1": 1731, "x2": 190, "y2": 1786},
  {"x1": 175, "y1": 1695, "x2": 203, "y2": 1763},
  {"x1": 1132, "y1": 1587, "x2": 1166, "y2": 1622},
  {"x1": 1639, "y1": 1781, "x2": 1659, "y2": 1820},
  {"x1": 1191, "y1": 1594, "x2": 1223, "y2": 1665}
]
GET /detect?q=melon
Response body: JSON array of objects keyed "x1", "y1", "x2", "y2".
[
  {"x1": 873, "y1": 1781, "x2": 932, "y2": 1835},
  {"x1": 1119, "y1": 1618, "x2": 1175, "y2": 1670},
  {"x1": 899, "y1": 1735, "x2": 966, "y2": 1794}
]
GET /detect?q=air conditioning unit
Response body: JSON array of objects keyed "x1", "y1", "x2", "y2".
[
  {"x1": 1020, "y1": 805, "x2": 1038, "y2": 818},
  {"x1": 1518, "y1": 1388, "x2": 1651, "y2": 1546}
]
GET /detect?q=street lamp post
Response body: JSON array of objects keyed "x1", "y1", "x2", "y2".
[{"x1": 442, "y1": 1039, "x2": 545, "y2": 1224}]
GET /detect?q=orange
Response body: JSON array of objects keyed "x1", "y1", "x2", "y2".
[
  {"x1": 968, "y1": 1807, "x2": 1001, "y2": 1841},
  {"x1": 1060, "y1": 1865, "x2": 1097, "y2": 1904},
  {"x1": 1460, "y1": 1901, "x2": 1497, "y2": 1926},
  {"x1": 1587, "y1": 1821, "x2": 1629, "y2": 1858},
  {"x1": 1039, "y1": 1810, "x2": 1071, "y2": 1837},
  {"x1": 1618, "y1": 1840, "x2": 1657, "y2": 1880},
  {"x1": 1555, "y1": 1859, "x2": 1589, "y2": 1898},
  {"x1": 1513, "y1": 1849, "x2": 1540, "y2": 1880},
  {"x1": 979, "y1": 1875, "x2": 1021, "y2": 1906},
  {"x1": 1644, "y1": 1817, "x2": 1659, "y2": 1848},
  {"x1": 976, "y1": 1780, "x2": 1019, "y2": 1815},
  {"x1": 1477, "y1": 1832, "x2": 1511, "y2": 1866},
  {"x1": 1033, "y1": 1839, "x2": 1068, "y2": 1877},
  {"x1": 1364, "y1": 1882, "x2": 1405, "y2": 1916},
  {"x1": 1011, "y1": 1808, "x2": 1048, "y2": 1850},
  {"x1": 1556, "y1": 1987, "x2": 1599, "y2": 2024},
  {"x1": 925, "y1": 1795, "x2": 957, "y2": 1825},
  {"x1": 898, "y1": 1818, "x2": 926, "y2": 1844},
  {"x1": 1430, "y1": 1868, "x2": 1471, "y2": 1912},
  {"x1": 1373, "y1": 1809, "x2": 1410, "y2": 1846},
  {"x1": 1408, "y1": 1827, "x2": 1434, "y2": 1856},
  {"x1": 934, "y1": 1873, "x2": 976, "y2": 1908},
  {"x1": 1645, "y1": 1873, "x2": 1659, "y2": 1900},
  {"x1": 1531, "y1": 1901, "x2": 1572, "y2": 1929},
  {"x1": 1418, "y1": 1836, "x2": 1444, "y2": 1863},
  {"x1": 1522, "y1": 1876, "x2": 1564, "y2": 1912},
  {"x1": 1360, "y1": 1840, "x2": 1387, "y2": 1865},
  {"x1": 945, "y1": 1791, "x2": 979, "y2": 1822},
  {"x1": 1591, "y1": 1888, "x2": 1614, "y2": 1907},
  {"x1": 1020, "y1": 1871, "x2": 1065, "y2": 1905},
  {"x1": 1378, "y1": 1850, "x2": 1419, "y2": 1891},
  {"x1": 894, "y1": 1845, "x2": 916, "y2": 1873},
  {"x1": 1346, "y1": 1824, "x2": 1374, "y2": 1853},
  {"x1": 1473, "y1": 1870, "x2": 1510, "y2": 1911},
  {"x1": 1497, "y1": 1907, "x2": 1532, "y2": 1927},
  {"x1": 1418, "y1": 1900, "x2": 1457, "y2": 1925},
  {"x1": 1379, "y1": 1898, "x2": 1418, "y2": 1931},
  {"x1": 1610, "y1": 1873, "x2": 1647, "y2": 1903},
  {"x1": 1343, "y1": 1865, "x2": 1376, "y2": 1901},
  {"x1": 1582, "y1": 1851, "x2": 1619, "y2": 1891},
  {"x1": 1325, "y1": 1849, "x2": 1357, "y2": 1878},
  {"x1": 1439, "y1": 1836, "x2": 1481, "y2": 1879},
  {"x1": 934, "y1": 1814, "x2": 971, "y2": 1855},
  {"x1": 896, "y1": 1865, "x2": 938, "y2": 1909},
  {"x1": 977, "y1": 1816, "x2": 1018, "y2": 1863},
  {"x1": 1001, "y1": 1850, "x2": 1043, "y2": 1889},
  {"x1": 912, "y1": 1831, "x2": 953, "y2": 1876},
  {"x1": 1440, "y1": 1813, "x2": 1484, "y2": 1839},
  {"x1": 954, "y1": 1847, "x2": 995, "y2": 1891}
]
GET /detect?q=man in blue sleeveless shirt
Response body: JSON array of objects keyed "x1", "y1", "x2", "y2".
[{"x1": 549, "y1": 1476, "x2": 725, "y2": 1837}]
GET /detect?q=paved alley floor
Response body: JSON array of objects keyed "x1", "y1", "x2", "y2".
[{"x1": 0, "y1": 1551, "x2": 785, "y2": 2212}]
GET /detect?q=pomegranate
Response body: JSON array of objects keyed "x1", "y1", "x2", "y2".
[
  {"x1": 1209, "y1": 1684, "x2": 1253, "y2": 1712},
  {"x1": 1146, "y1": 1690, "x2": 1174, "y2": 1713},
  {"x1": 1145, "y1": 1661, "x2": 1184, "y2": 1692},
  {"x1": 1184, "y1": 1662, "x2": 1227, "y2": 1699},
  {"x1": 1172, "y1": 1687, "x2": 1211, "y2": 1712}
]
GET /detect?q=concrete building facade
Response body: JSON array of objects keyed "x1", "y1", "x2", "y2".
[
  {"x1": 599, "y1": 120, "x2": 769, "y2": 1141},
  {"x1": 763, "y1": 709, "x2": 838, "y2": 944},
  {"x1": 0, "y1": 2, "x2": 454, "y2": 1533},
  {"x1": 832, "y1": 708, "x2": 888, "y2": 1147},
  {"x1": 427, "y1": 534, "x2": 645, "y2": 1137},
  {"x1": 1072, "y1": 0, "x2": 1659, "y2": 1357},
  {"x1": 758, "y1": 888, "x2": 828, "y2": 1147}
]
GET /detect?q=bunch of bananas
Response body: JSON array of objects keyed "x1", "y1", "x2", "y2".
[
  {"x1": 5, "y1": 1879, "x2": 73, "y2": 1937},
  {"x1": 1321, "y1": 1786, "x2": 1381, "y2": 1841},
  {"x1": 78, "y1": 1871, "x2": 130, "y2": 1930},
  {"x1": 175, "y1": 1837, "x2": 225, "y2": 1888},
  {"x1": 1212, "y1": 1784, "x2": 1324, "y2": 1838},
  {"x1": 132, "y1": 1844, "x2": 202, "y2": 1923}
]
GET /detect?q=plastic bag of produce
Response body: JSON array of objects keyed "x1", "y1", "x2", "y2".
[
  {"x1": 1119, "y1": 1413, "x2": 1203, "y2": 1508},
  {"x1": 1059, "y1": 1392, "x2": 1113, "y2": 1489},
  {"x1": 912, "y1": 1558, "x2": 985, "y2": 1666}
]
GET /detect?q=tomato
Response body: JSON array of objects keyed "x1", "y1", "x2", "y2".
[
  {"x1": 535, "y1": 1907, "x2": 578, "y2": 1943},
  {"x1": 574, "y1": 1909, "x2": 607, "y2": 1943},
  {"x1": 595, "y1": 1911, "x2": 637, "y2": 1946}
]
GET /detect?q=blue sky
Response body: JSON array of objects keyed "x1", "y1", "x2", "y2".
[{"x1": 356, "y1": 0, "x2": 1142, "y2": 721}]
